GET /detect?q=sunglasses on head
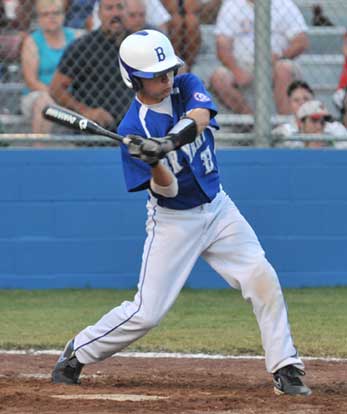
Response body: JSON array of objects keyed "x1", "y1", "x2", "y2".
[
  {"x1": 309, "y1": 117, "x2": 325, "y2": 124},
  {"x1": 304, "y1": 114, "x2": 332, "y2": 124}
]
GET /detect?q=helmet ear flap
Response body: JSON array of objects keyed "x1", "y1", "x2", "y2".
[{"x1": 132, "y1": 76, "x2": 142, "y2": 91}]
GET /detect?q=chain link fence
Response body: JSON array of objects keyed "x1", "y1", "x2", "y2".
[{"x1": 0, "y1": 0, "x2": 346, "y2": 147}]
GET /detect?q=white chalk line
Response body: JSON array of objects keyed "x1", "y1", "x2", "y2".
[
  {"x1": 0, "y1": 349, "x2": 346, "y2": 362},
  {"x1": 51, "y1": 394, "x2": 168, "y2": 401}
]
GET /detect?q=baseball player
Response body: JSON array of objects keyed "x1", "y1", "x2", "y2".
[{"x1": 51, "y1": 30, "x2": 311, "y2": 396}]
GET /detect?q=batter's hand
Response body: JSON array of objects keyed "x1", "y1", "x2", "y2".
[{"x1": 126, "y1": 135, "x2": 168, "y2": 166}]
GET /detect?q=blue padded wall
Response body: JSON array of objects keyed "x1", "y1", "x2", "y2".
[{"x1": 0, "y1": 148, "x2": 346, "y2": 289}]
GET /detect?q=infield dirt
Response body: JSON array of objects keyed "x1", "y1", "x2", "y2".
[{"x1": 0, "y1": 354, "x2": 346, "y2": 413}]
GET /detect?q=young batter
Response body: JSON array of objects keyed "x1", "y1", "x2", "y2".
[{"x1": 52, "y1": 29, "x2": 311, "y2": 396}]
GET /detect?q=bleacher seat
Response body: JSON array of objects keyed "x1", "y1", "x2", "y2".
[
  {"x1": 192, "y1": 24, "x2": 345, "y2": 121},
  {"x1": 1, "y1": 16, "x2": 346, "y2": 134},
  {"x1": 307, "y1": 27, "x2": 345, "y2": 54},
  {"x1": 0, "y1": 113, "x2": 29, "y2": 133},
  {"x1": 0, "y1": 82, "x2": 22, "y2": 114},
  {"x1": 294, "y1": 0, "x2": 347, "y2": 27},
  {"x1": 0, "y1": 82, "x2": 30, "y2": 133}
]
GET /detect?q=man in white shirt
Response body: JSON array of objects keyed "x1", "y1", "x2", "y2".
[{"x1": 210, "y1": 0, "x2": 309, "y2": 114}]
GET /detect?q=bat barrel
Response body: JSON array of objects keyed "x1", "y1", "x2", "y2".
[{"x1": 42, "y1": 105, "x2": 125, "y2": 144}]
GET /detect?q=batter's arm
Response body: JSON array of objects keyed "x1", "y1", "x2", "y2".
[
  {"x1": 150, "y1": 163, "x2": 178, "y2": 198},
  {"x1": 147, "y1": 109, "x2": 210, "y2": 198},
  {"x1": 151, "y1": 162, "x2": 175, "y2": 186},
  {"x1": 186, "y1": 108, "x2": 211, "y2": 134}
]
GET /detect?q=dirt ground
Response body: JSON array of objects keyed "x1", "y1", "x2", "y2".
[{"x1": 0, "y1": 354, "x2": 346, "y2": 414}]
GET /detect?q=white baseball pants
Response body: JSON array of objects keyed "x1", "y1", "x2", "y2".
[{"x1": 74, "y1": 190, "x2": 304, "y2": 373}]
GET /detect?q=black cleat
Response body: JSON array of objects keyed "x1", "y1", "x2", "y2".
[
  {"x1": 273, "y1": 365, "x2": 312, "y2": 396},
  {"x1": 51, "y1": 339, "x2": 84, "y2": 385}
]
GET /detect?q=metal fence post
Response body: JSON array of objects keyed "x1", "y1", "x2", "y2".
[{"x1": 254, "y1": 0, "x2": 272, "y2": 147}]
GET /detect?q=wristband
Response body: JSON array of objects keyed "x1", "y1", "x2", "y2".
[{"x1": 150, "y1": 173, "x2": 178, "y2": 198}]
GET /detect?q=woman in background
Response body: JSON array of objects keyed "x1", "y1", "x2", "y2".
[{"x1": 21, "y1": 0, "x2": 78, "y2": 133}]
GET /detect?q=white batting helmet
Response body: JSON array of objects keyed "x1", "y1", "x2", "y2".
[{"x1": 119, "y1": 29, "x2": 184, "y2": 89}]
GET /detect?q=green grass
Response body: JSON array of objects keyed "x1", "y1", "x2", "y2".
[{"x1": 0, "y1": 288, "x2": 346, "y2": 357}]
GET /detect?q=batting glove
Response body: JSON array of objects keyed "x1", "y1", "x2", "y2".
[{"x1": 126, "y1": 135, "x2": 167, "y2": 166}]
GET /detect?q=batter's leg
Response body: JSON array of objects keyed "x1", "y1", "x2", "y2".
[
  {"x1": 72, "y1": 204, "x2": 207, "y2": 365},
  {"x1": 201, "y1": 193, "x2": 303, "y2": 373}
]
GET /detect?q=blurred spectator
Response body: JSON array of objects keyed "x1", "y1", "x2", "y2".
[
  {"x1": 273, "y1": 80, "x2": 314, "y2": 138},
  {"x1": 124, "y1": 0, "x2": 168, "y2": 32},
  {"x1": 297, "y1": 100, "x2": 331, "y2": 130},
  {"x1": 200, "y1": 0, "x2": 221, "y2": 24},
  {"x1": 64, "y1": 0, "x2": 97, "y2": 29},
  {"x1": 161, "y1": 0, "x2": 201, "y2": 71},
  {"x1": 20, "y1": 0, "x2": 78, "y2": 133},
  {"x1": 88, "y1": 0, "x2": 170, "y2": 33},
  {"x1": 296, "y1": 100, "x2": 335, "y2": 147},
  {"x1": 273, "y1": 90, "x2": 347, "y2": 148},
  {"x1": 122, "y1": 0, "x2": 148, "y2": 32},
  {"x1": 1, "y1": 0, "x2": 35, "y2": 32},
  {"x1": 333, "y1": 32, "x2": 347, "y2": 128},
  {"x1": 50, "y1": 0, "x2": 133, "y2": 128},
  {"x1": 312, "y1": 4, "x2": 333, "y2": 27},
  {"x1": 210, "y1": 0, "x2": 309, "y2": 115},
  {"x1": 0, "y1": 0, "x2": 33, "y2": 66}
]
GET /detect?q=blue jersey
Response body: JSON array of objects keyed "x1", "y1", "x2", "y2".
[{"x1": 117, "y1": 73, "x2": 221, "y2": 210}]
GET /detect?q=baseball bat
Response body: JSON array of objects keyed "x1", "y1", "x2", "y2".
[
  {"x1": 42, "y1": 105, "x2": 175, "y2": 155},
  {"x1": 42, "y1": 105, "x2": 127, "y2": 144}
]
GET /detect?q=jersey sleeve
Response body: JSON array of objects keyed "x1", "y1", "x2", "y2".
[
  {"x1": 117, "y1": 115, "x2": 152, "y2": 193},
  {"x1": 176, "y1": 73, "x2": 219, "y2": 128}
]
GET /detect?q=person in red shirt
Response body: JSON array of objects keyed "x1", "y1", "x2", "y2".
[
  {"x1": 333, "y1": 32, "x2": 347, "y2": 127},
  {"x1": 0, "y1": 0, "x2": 33, "y2": 64}
]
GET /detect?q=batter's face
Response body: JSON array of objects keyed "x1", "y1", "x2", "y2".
[
  {"x1": 99, "y1": 0, "x2": 125, "y2": 37},
  {"x1": 137, "y1": 71, "x2": 174, "y2": 105}
]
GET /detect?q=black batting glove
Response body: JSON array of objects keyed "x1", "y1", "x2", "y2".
[{"x1": 126, "y1": 135, "x2": 166, "y2": 166}]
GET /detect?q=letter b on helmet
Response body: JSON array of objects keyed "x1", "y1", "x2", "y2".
[
  {"x1": 155, "y1": 47, "x2": 166, "y2": 62},
  {"x1": 118, "y1": 29, "x2": 184, "y2": 89}
]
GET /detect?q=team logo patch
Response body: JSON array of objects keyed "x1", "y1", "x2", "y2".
[{"x1": 193, "y1": 92, "x2": 210, "y2": 102}]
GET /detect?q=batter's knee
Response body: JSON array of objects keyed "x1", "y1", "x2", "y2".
[
  {"x1": 241, "y1": 256, "x2": 282, "y2": 303},
  {"x1": 132, "y1": 311, "x2": 162, "y2": 331}
]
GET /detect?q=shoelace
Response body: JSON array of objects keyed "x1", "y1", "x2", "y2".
[
  {"x1": 279, "y1": 366, "x2": 304, "y2": 385},
  {"x1": 285, "y1": 375, "x2": 303, "y2": 386}
]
